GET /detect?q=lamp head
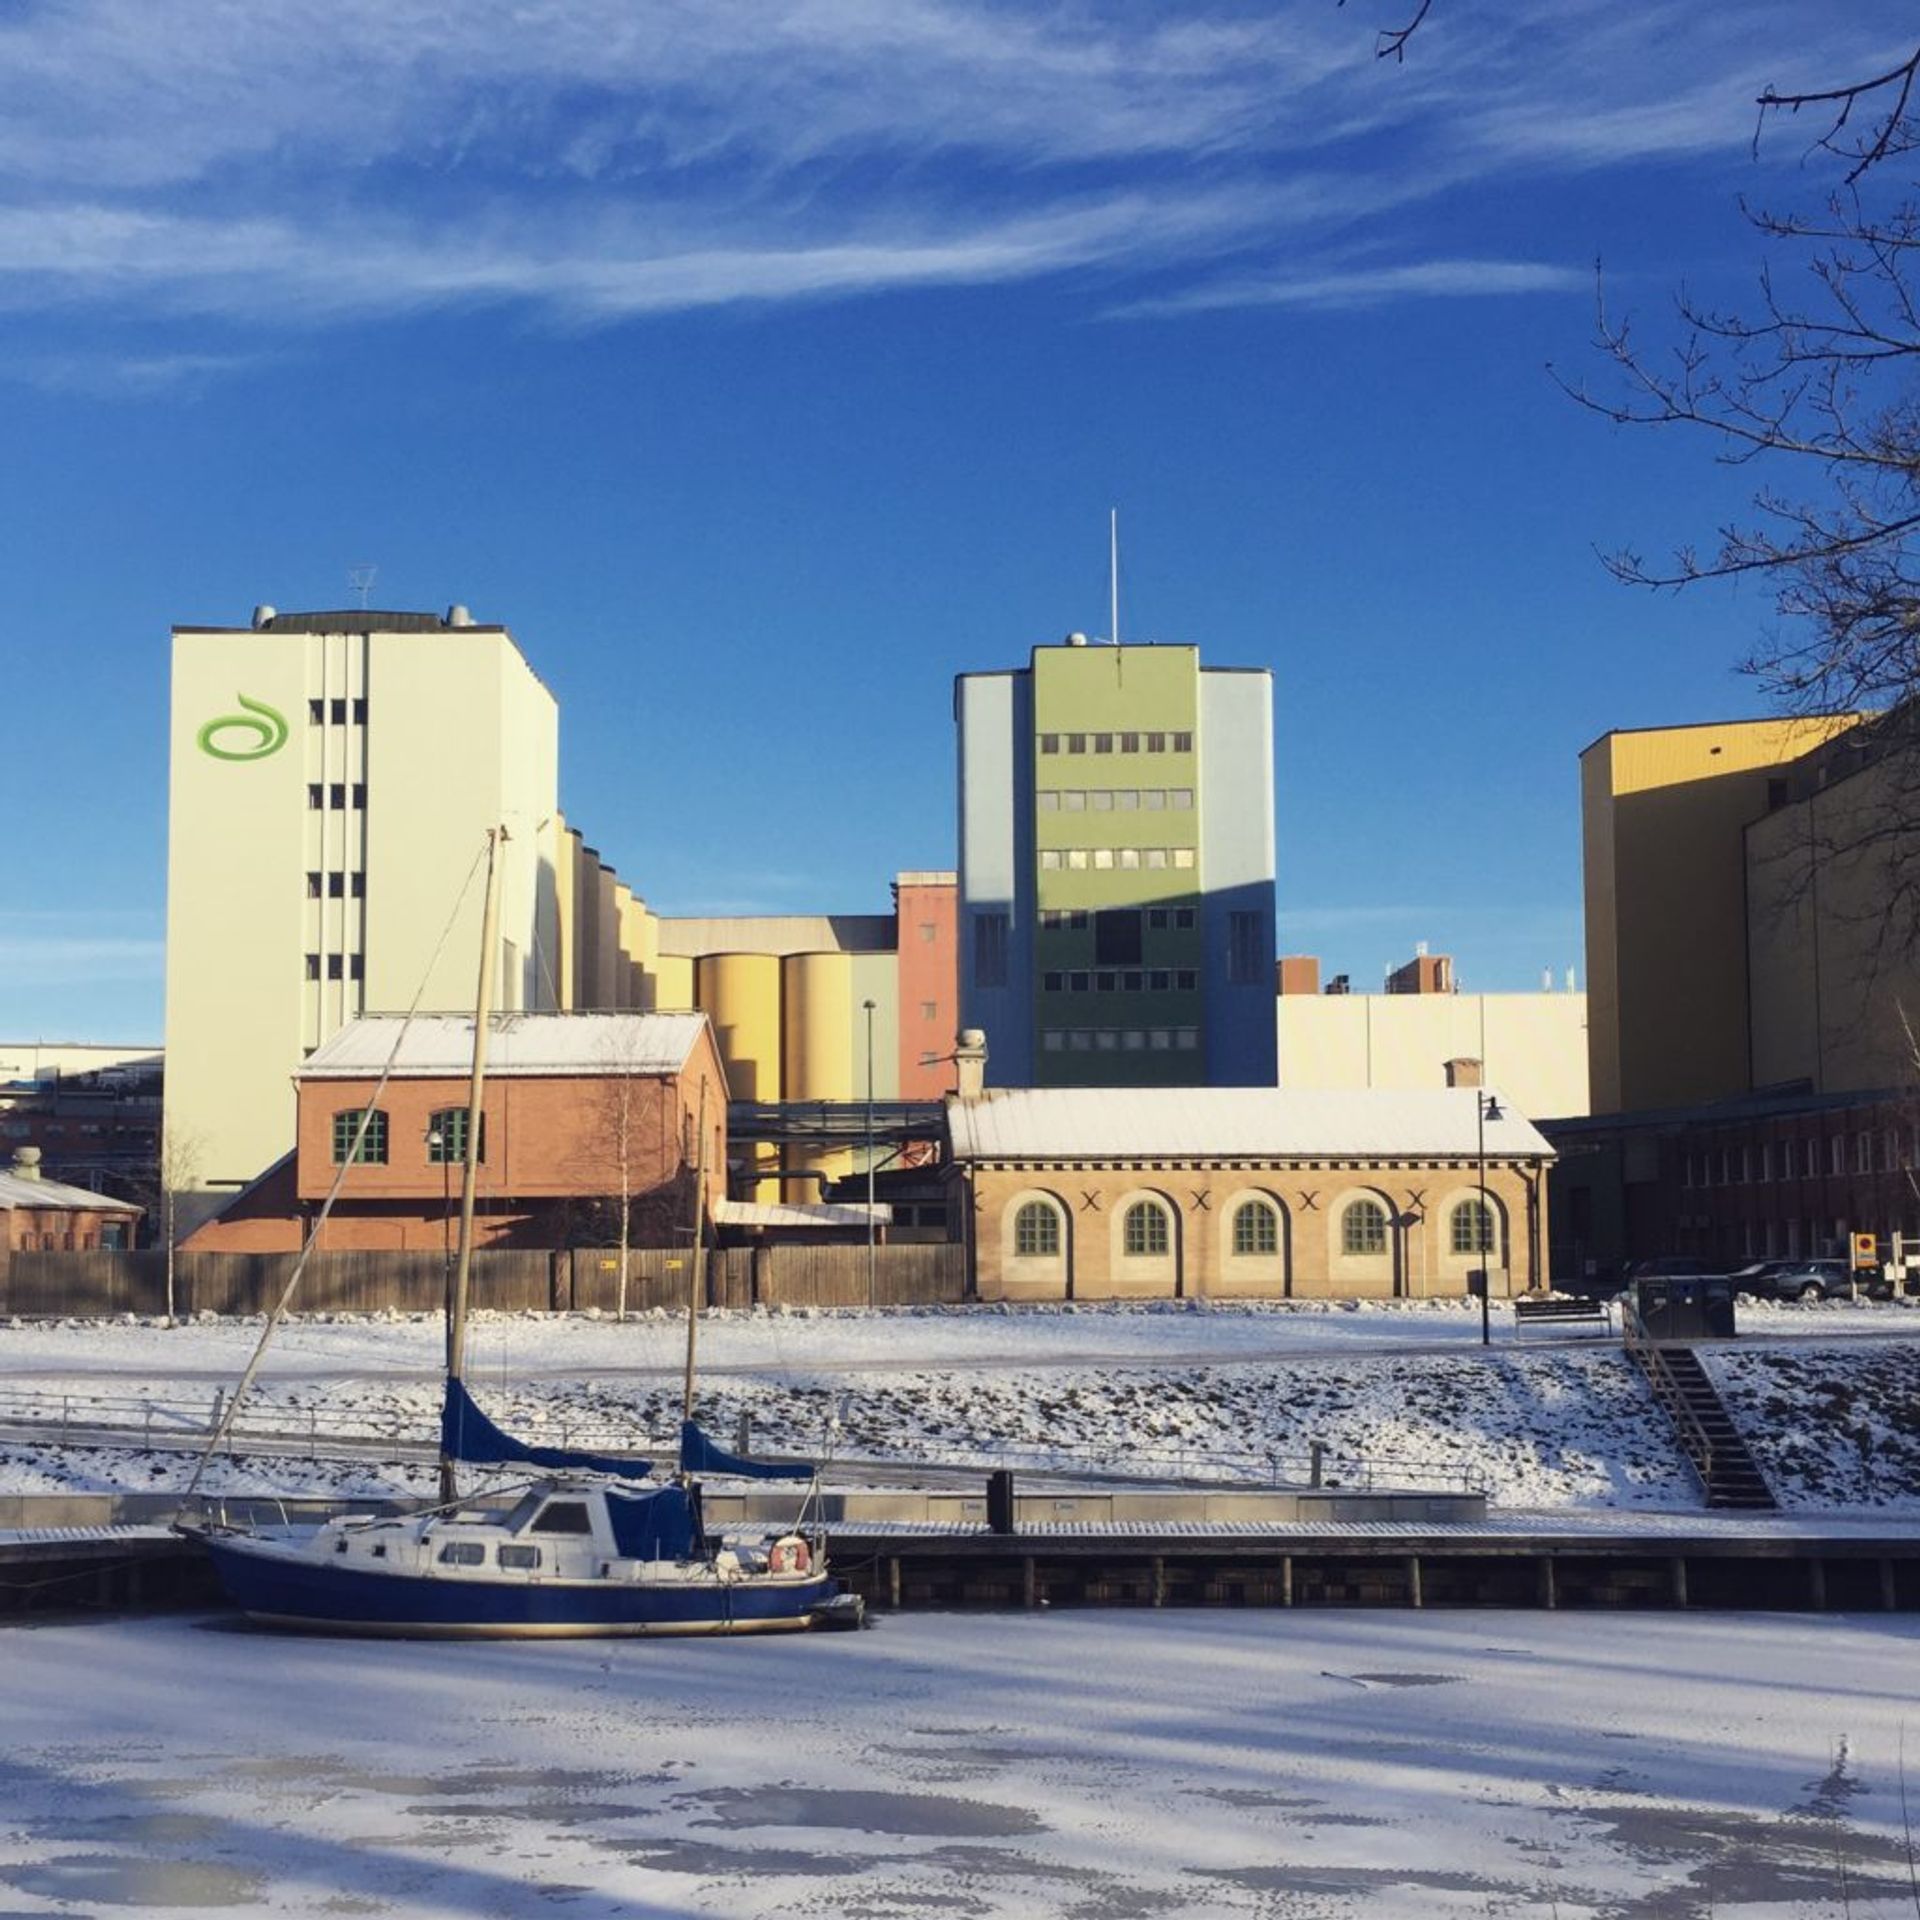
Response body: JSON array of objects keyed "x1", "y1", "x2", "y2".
[{"x1": 1482, "y1": 1094, "x2": 1504, "y2": 1122}]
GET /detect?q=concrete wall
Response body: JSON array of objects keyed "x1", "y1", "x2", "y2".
[{"x1": 1278, "y1": 993, "x2": 1590, "y2": 1119}]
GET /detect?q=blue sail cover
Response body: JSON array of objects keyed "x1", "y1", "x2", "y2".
[
  {"x1": 441, "y1": 1379, "x2": 648, "y2": 1478},
  {"x1": 679, "y1": 1419, "x2": 815, "y2": 1481},
  {"x1": 607, "y1": 1484, "x2": 699, "y2": 1560}
]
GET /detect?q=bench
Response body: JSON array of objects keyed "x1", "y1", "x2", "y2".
[{"x1": 1512, "y1": 1296, "x2": 1614, "y2": 1337}]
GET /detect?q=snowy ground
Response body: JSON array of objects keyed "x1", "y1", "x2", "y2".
[
  {"x1": 3, "y1": 1609, "x2": 1919, "y2": 1918},
  {"x1": 3, "y1": 1299, "x2": 1919, "y2": 1510}
]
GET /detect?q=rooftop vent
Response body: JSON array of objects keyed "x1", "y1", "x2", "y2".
[
  {"x1": 10, "y1": 1145, "x2": 42, "y2": 1182},
  {"x1": 251, "y1": 604, "x2": 277, "y2": 631},
  {"x1": 1065, "y1": 631, "x2": 1088, "y2": 647},
  {"x1": 445, "y1": 604, "x2": 474, "y2": 628}
]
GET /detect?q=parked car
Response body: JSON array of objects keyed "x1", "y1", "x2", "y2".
[
  {"x1": 1729, "y1": 1258, "x2": 1890, "y2": 1303},
  {"x1": 1621, "y1": 1256, "x2": 1721, "y2": 1282}
]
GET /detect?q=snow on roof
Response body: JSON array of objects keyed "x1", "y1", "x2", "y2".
[
  {"x1": 713, "y1": 1198, "x2": 893, "y2": 1229},
  {"x1": 0, "y1": 1169, "x2": 142, "y2": 1213},
  {"x1": 944, "y1": 1086, "x2": 1554, "y2": 1162},
  {"x1": 299, "y1": 1012, "x2": 710, "y2": 1079}
]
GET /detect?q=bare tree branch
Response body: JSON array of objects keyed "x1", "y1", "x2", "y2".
[{"x1": 1756, "y1": 44, "x2": 1920, "y2": 185}]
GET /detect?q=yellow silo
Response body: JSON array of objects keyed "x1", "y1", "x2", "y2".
[
  {"x1": 782, "y1": 951, "x2": 855, "y2": 1203},
  {"x1": 696, "y1": 952, "x2": 783, "y2": 1194},
  {"x1": 647, "y1": 952, "x2": 696, "y2": 1012}
]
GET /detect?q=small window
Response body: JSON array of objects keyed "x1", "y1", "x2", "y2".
[
  {"x1": 1067, "y1": 849, "x2": 1089, "y2": 870},
  {"x1": 305, "y1": 871, "x2": 323, "y2": 899},
  {"x1": 918, "y1": 921, "x2": 936, "y2": 944},
  {"x1": 437, "y1": 1541, "x2": 487, "y2": 1566},
  {"x1": 529, "y1": 1502, "x2": 594, "y2": 1536},
  {"x1": 1451, "y1": 1200, "x2": 1494, "y2": 1256},
  {"x1": 350, "y1": 782, "x2": 366, "y2": 807},
  {"x1": 350, "y1": 872, "x2": 365, "y2": 898},
  {"x1": 1149, "y1": 969, "x2": 1170, "y2": 990},
  {"x1": 1233, "y1": 1200, "x2": 1279, "y2": 1257},
  {"x1": 1096, "y1": 1029, "x2": 1118, "y2": 1051},
  {"x1": 1013, "y1": 1201, "x2": 1060, "y2": 1257},
  {"x1": 1171, "y1": 731, "x2": 1193, "y2": 752},
  {"x1": 1042, "y1": 1030, "x2": 1066, "y2": 1052},
  {"x1": 1068, "y1": 910, "x2": 1088, "y2": 929},
  {"x1": 1856, "y1": 1133, "x2": 1872, "y2": 1174},
  {"x1": 1173, "y1": 848, "x2": 1196, "y2": 869},
  {"x1": 327, "y1": 953, "x2": 343, "y2": 980},
  {"x1": 1093, "y1": 733, "x2": 1113, "y2": 754},
  {"x1": 1145, "y1": 849, "x2": 1168, "y2": 869},
  {"x1": 1122, "y1": 970, "x2": 1143, "y2": 991},
  {"x1": 352, "y1": 697, "x2": 368, "y2": 723},
  {"x1": 1143, "y1": 790, "x2": 1166, "y2": 810},
  {"x1": 1038, "y1": 790, "x2": 1060, "y2": 812},
  {"x1": 1174, "y1": 1026, "x2": 1198, "y2": 1048},
  {"x1": 1343, "y1": 1199, "x2": 1389, "y2": 1256},
  {"x1": 498, "y1": 1544, "x2": 542, "y2": 1571},
  {"x1": 1176, "y1": 970, "x2": 1197, "y2": 990},
  {"x1": 1096, "y1": 971, "x2": 1116, "y2": 992},
  {"x1": 974, "y1": 911, "x2": 1010, "y2": 990},
  {"x1": 1069, "y1": 971, "x2": 1089, "y2": 992},
  {"x1": 304, "y1": 953, "x2": 321, "y2": 981},
  {"x1": 1115, "y1": 790, "x2": 1139, "y2": 810},
  {"x1": 1123, "y1": 1200, "x2": 1170, "y2": 1257},
  {"x1": 330, "y1": 697, "x2": 347, "y2": 724},
  {"x1": 1043, "y1": 971, "x2": 1064, "y2": 991},
  {"x1": 332, "y1": 1108, "x2": 388, "y2": 1165},
  {"x1": 1148, "y1": 909, "x2": 1169, "y2": 929},
  {"x1": 308, "y1": 698, "x2": 324, "y2": 725},
  {"x1": 328, "y1": 871, "x2": 345, "y2": 898},
  {"x1": 1090, "y1": 790, "x2": 1113, "y2": 811},
  {"x1": 920, "y1": 1000, "x2": 938, "y2": 1021},
  {"x1": 1039, "y1": 732, "x2": 1060, "y2": 755},
  {"x1": 1145, "y1": 732, "x2": 1166, "y2": 752},
  {"x1": 1069, "y1": 1029, "x2": 1093, "y2": 1051},
  {"x1": 1120, "y1": 732, "x2": 1140, "y2": 753},
  {"x1": 1066, "y1": 733, "x2": 1087, "y2": 754},
  {"x1": 1061, "y1": 790, "x2": 1086, "y2": 812},
  {"x1": 1831, "y1": 1136, "x2": 1846, "y2": 1176},
  {"x1": 1175, "y1": 908, "x2": 1196, "y2": 929},
  {"x1": 307, "y1": 784, "x2": 323, "y2": 810},
  {"x1": 427, "y1": 1109, "x2": 484, "y2": 1164},
  {"x1": 1170, "y1": 789, "x2": 1194, "y2": 810},
  {"x1": 1092, "y1": 848, "x2": 1113, "y2": 869},
  {"x1": 1122, "y1": 1029, "x2": 1145, "y2": 1050},
  {"x1": 1041, "y1": 849, "x2": 1063, "y2": 870},
  {"x1": 1118, "y1": 847, "x2": 1140, "y2": 869}
]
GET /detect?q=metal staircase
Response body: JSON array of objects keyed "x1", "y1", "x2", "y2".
[{"x1": 1623, "y1": 1307, "x2": 1776, "y2": 1510}]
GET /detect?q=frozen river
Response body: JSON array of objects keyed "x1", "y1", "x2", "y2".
[{"x1": 2, "y1": 1608, "x2": 1917, "y2": 1917}]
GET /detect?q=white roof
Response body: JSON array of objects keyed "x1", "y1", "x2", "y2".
[
  {"x1": 299, "y1": 1012, "x2": 710, "y2": 1080},
  {"x1": 0, "y1": 1169, "x2": 142, "y2": 1214},
  {"x1": 712, "y1": 1198, "x2": 893, "y2": 1229},
  {"x1": 945, "y1": 1086, "x2": 1554, "y2": 1162}
]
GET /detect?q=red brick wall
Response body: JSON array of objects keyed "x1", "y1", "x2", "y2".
[{"x1": 895, "y1": 876, "x2": 958, "y2": 1097}]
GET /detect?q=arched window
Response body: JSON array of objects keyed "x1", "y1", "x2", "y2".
[
  {"x1": 426, "y1": 1108, "x2": 485, "y2": 1165},
  {"x1": 1341, "y1": 1198, "x2": 1388, "y2": 1256},
  {"x1": 332, "y1": 1108, "x2": 388, "y2": 1165},
  {"x1": 1123, "y1": 1199, "x2": 1171, "y2": 1257},
  {"x1": 1451, "y1": 1199, "x2": 1494, "y2": 1256},
  {"x1": 1232, "y1": 1198, "x2": 1279, "y2": 1257},
  {"x1": 1013, "y1": 1200, "x2": 1061, "y2": 1258}
]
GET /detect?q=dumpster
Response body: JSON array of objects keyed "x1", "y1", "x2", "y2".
[{"x1": 1633, "y1": 1275, "x2": 1736, "y2": 1339}]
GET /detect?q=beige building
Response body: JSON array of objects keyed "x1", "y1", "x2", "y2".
[
  {"x1": 165, "y1": 606, "x2": 650, "y2": 1199},
  {"x1": 946, "y1": 1074, "x2": 1554, "y2": 1302},
  {"x1": 1278, "y1": 991, "x2": 1589, "y2": 1119},
  {"x1": 1581, "y1": 715, "x2": 1860, "y2": 1112}
]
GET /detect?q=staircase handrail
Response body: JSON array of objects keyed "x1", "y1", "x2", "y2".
[{"x1": 1621, "y1": 1296, "x2": 1717, "y2": 1483}]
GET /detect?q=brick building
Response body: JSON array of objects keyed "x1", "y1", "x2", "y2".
[{"x1": 0, "y1": 1148, "x2": 142, "y2": 1251}]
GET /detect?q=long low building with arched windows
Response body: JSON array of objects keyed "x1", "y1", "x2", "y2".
[{"x1": 943, "y1": 1079, "x2": 1555, "y2": 1301}]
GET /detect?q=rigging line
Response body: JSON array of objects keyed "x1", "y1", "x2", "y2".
[{"x1": 182, "y1": 834, "x2": 493, "y2": 1503}]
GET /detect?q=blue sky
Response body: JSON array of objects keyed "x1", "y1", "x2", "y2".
[{"x1": 2, "y1": 0, "x2": 1911, "y2": 1040}]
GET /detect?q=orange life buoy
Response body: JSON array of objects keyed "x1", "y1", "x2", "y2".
[{"x1": 768, "y1": 1535, "x2": 812, "y2": 1575}]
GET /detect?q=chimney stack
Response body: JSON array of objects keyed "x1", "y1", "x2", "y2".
[
  {"x1": 10, "y1": 1145, "x2": 43, "y2": 1182},
  {"x1": 954, "y1": 1029, "x2": 988, "y2": 1101}
]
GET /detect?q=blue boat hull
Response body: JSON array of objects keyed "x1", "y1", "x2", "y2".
[{"x1": 201, "y1": 1534, "x2": 838, "y2": 1638}]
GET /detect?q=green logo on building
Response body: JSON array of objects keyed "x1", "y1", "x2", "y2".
[{"x1": 197, "y1": 694, "x2": 289, "y2": 762}]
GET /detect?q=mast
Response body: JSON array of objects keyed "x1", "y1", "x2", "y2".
[
  {"x1": 682, "y1": 1077, "x2": 709, "y2": 1431},
  {"x1": 1109, "y1": 507, "x2": 1120, "y2": 648},
  {"x1": 440, "y1": 823, "x2": 507, "y2": 1503}
]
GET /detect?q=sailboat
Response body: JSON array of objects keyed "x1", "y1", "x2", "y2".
[{"x1": 185, "y1": 827, "x2": 857, "y2": 1637}]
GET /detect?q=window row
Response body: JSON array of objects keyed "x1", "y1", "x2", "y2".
[
  {"x1": 1681, "y1": 1127, "x2": 1920, "y2": 1187},
  {"x1": 1038, "y1": 730, "x2": 1192, "y2": 756},
  {"x1": 308, "y1": 697, "x2": 369, "y2": 725},
  {"x1": 1039, "y1": 1026, "x2": 1199, "y2": 1053},
  {"x1": 306, "y1": 870, "x2": 366, "y2": 899},
  {"x1": 305, "y1": 953, "x2": 365, "y2": 981},
  {"x1": 1009, "y1": 1194, "x2": 1493, "y2": 1263},
  {"x1": 1043, "y1": 968, "x2": 1198, "y2": 994},
  {"x1": 430, "y1": 1541, "x2": 543, "y2": 1569},
  {"x1": 1038, "y1": 788, "x2": 1193, "y2": 813},
  {"x1": 331, "y1": 1107, "x2": 484, "y2": 1165},
  {"x1": 306, "y1": 782, "x2": 367, "y2": 810},
  {"x1": 1040, "y1": 846, "x2": 1197, "y2": 872},
  {"x1": 1040, "y1": 906, "x2": 1197, "y2": 932}
]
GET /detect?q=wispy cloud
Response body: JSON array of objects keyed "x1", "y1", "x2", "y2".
[{"x1": 0, "y1": 1, "x2": 1904, "y2": 338}]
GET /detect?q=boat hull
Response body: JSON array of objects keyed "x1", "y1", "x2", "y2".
[{"x1": 201, "y1": 1534, "x2": 838, "y2": 1638}]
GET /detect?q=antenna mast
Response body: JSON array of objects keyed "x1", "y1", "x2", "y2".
[{"x1": 1109, "y1": 509, "x2": 1120, "y2": 647}]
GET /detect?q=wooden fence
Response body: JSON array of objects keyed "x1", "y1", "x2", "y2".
[{"x1": 0, "y1": 1242, "x2": 970, "y2": 1318}]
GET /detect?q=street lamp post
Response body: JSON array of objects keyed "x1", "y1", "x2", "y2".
[
  {"x1": 863, "y1": 999, "x2": 877, "y2": 1307},
  {"x1": 1475, "y1": 1090, "x2": 1504, "y2": 1346}
]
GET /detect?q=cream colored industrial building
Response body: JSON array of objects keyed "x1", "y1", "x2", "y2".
[
  {"x1": 166, "y1": 607, "x2": 601, "y2": 1195},
  {"x1": 1277, "y1": 991, "x2": 1588, "y2": 1119}
]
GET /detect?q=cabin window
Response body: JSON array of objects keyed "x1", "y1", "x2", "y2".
[
  {"x1": 437, "y1": 1541, "x2": 486, "y2": 1566},
  {"x1": 498, "y1": 1545, "x2": 542, "y2": 1570},
  {"x1": 530, "y1": 1502, "x2": 593, "y2": 1535},
  {"x1": 370, "y1": 1543, "x2": 387, "y2": 1559}
]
